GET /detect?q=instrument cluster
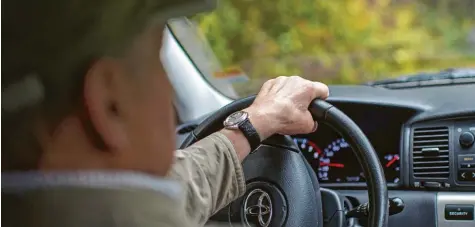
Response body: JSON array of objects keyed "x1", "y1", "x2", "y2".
[{"x1": 293, "y1": 122, "x2": 401, "y2": 185}]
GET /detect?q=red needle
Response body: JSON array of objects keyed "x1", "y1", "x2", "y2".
[
  {"x1": 320, "y1": 162, "x2": 345, "y2": 168},
  {"x1": 307, "y1": 141, "x2": 322, "y2": 154},
  {"x1": 386, "y1": 155, "x2": 400, "y2": 168}
]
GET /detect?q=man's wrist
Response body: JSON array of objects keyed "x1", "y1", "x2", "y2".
[{"x1": 220, "y1": 107, "x2": 276, "y2": 160}]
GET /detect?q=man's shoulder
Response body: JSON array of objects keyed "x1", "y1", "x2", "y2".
[{"x1": 3, "y1": 187, "x2": 191, "y2": 227}]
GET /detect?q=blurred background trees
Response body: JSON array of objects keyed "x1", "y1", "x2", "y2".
[{"x1": 190, "y1": 0, "x2": 475, "y2": 96}]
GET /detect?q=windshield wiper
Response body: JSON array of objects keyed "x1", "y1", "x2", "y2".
[{"x1": 365, "y1": 68, "x2": 475, "y2": 89}]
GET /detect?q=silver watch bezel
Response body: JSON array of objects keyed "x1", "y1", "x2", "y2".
[{"x1": 223, "y1": 111, "x2": 249, "y2": 129}]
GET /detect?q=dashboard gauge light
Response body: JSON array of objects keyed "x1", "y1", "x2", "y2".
[
  {"x1": 385, "y1": 154, "x2": 400, "y2": 168},
  {"x1": 313, "y1": 152, "x2": 319, "y2": 159},
  {"x1": 294, "y1": 136, "x2": 401, "y2": 184}
]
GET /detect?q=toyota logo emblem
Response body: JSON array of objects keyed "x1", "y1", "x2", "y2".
[{"x1": 243, "y1": 189, "x2": 273, "y2": 227}]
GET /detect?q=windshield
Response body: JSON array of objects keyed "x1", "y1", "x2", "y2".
[{"x1": 169, "y1": 0, "x2": 475, "y2": 98}]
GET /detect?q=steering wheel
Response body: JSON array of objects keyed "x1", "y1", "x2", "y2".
[{"x1": 180, "y1": 96, "x2": 388, "y2": 227}]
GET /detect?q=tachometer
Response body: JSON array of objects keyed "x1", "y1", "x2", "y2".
[
  {"x1": 294, "y1": 137, "x2": 401, "y2": 184},
  {"x1": 294, "y1": 137, "x2": 364, "y2": 183}
]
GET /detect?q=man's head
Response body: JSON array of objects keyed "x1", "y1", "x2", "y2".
[{"x1": 2, "y1": 0, "x2": 215, "y2": 176}]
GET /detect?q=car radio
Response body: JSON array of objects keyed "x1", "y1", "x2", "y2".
[{"x1": 455, "y1": 121, "x2": 475, "y2": 184}]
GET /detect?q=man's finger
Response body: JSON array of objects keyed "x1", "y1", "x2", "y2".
[
  {"x1": 262, "y1": 78, "x2": 276, "y2": 89},
  {"x1": 312, "y1": 121, "x2": 319, "y2": 132},
  {"x1": 269, "y1": 76, "x2": 288, "y2": 92},
  {"x1": 311, "y1": 81, "x2": 330, "y2": 100},
  {"x1": 300, "y1": 111, "x2": 317, "y2": 134}
]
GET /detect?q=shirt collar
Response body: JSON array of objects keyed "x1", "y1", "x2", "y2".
[{"x1": 2, "y1": 171, "x2": 184, "y2": 199}]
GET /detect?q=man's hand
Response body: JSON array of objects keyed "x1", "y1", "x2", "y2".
[
  {"x1": 246, "y1": 76, "x2": 330, "y2": 140},
  {"x1": 221, "y1": 76, "x2": 329, "y2": 160}
]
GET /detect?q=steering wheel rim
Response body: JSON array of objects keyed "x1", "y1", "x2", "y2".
[{"x1": 181, "y1": 96, "x2": 389, "y2": 227}]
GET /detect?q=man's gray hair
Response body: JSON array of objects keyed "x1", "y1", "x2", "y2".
[{"x1": 2, "y1": 0, "x2": 216, "y2": 170}]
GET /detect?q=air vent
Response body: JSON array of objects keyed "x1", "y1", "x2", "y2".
[
  {"x1": 177, "y1": 124, "x2": 197, "y2": 134},
  {"x1": 412, "y1": 126, "x2": 450, "y2": 179}
]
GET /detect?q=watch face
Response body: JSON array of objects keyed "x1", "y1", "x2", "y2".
[{"x1": 224, "y1": 111, "x2": 248, "y2": 128}]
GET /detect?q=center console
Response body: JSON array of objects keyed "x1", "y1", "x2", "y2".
[
  {"x1": 409, "y1": 118, "x2": 475, "y2": 190},
  {"x1": 437, "y1": 192, "x2": 475, "y2": 227},
  {"x1": 455, "y1": 121, "x2": 475, "y2": 184},
  {"x1": 407, "y1": 117, "x2": 475, "y2": 225}
]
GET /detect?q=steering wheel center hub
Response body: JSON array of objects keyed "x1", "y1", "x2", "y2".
[{"x1": 228, "y1": 182, "x2": 288, "y2": 227}]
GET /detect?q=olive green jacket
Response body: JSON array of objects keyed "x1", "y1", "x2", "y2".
[{"x1": 2, "y1": 132, "x2": 245, "y2": 227}]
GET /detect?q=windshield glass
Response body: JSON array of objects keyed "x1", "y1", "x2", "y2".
[{"x1": 170, "y1": 0, "x2": 475, "y2": 98}]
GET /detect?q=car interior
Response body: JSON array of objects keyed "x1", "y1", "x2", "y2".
[
  {"x1": 167, "y1": 12, "x2": 475, "y2": 227},
  {"x1": 5, "y1": 0, "x2": 473, "y2": 227},
  {"x1": 175, "y1": 78, "x2": 475, "y2": 227}
]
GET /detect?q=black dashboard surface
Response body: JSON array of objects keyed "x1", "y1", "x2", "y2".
[
  {"x1": 292, "y1": 104, "x2": 415, "y2": 186},
  {"x1": 326, "y1": 84, "x2": 475, "y2": 122},
  {"x1": 177, "y1": 83, "x2": 475, "y2": 138},
  {"x1": 177, "y1": 83, "x2": 475, "y2": 226},
  {"x1": 177, "y1": 83, "x2": 475, "y2": 185}
]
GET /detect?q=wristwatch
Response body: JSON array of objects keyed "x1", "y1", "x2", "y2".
[{"x1": 223, "y1": 111, "x2": 261, "y2": 151}]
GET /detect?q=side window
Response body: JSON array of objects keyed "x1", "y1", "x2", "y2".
[{"x1": 168, "y1": 18, "x2": 240, "y2": 99}]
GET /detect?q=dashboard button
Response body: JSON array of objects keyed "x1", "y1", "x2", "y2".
[
  {"x1": 458, "y1": 171, "x2": 475, "y2": 181},
  {"x1": 445, "y1": 204, "x2": 474, "y2": 220},
  {"x1": 459, "y1": 154, "x2": 475, "y2": 163},
  {"x1": 459, "y1": 131, "x2": 475, "y2": 148},
  {"x1": 423, "y1": 182, "x2": 442, "y2": 189},
  {"x1": 461, "y1": 163, "x2": 475, "y2": 169}
]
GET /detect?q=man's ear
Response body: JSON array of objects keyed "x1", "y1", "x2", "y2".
[{"x1": 82, "y1": 58, "x2": 129, "y2": 152}]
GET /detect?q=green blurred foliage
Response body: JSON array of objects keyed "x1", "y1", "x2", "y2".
[{"x1": 192, "y1": 0, "x2": 475, "y2": 96}]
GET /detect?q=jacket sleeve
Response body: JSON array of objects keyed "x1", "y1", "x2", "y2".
[{"x1": 167, "y1": 132, "x2": 246, "y2": 226}]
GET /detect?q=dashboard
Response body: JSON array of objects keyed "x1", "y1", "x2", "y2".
[
  {"x1": 293, "y1": 129, "x2": 400, "y2": 185},
  {"x1": 292, "y1": 103, "x2": 414, "y2": 187},
  {"x1": 176, "y1": 84, "x2": 475, "y2": 191},
  {"x1": 176, "y1": 83, "x2": 475, "y2": 227}
]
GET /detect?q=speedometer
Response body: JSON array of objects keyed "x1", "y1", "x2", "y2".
[
  {"x1": 295, "y1": 136, "x2": 401, "y2": 184},
  {"x1": 294, "y1": 137, "x2": 364, "y2": 183},
  {"x1": 318, "y1": 138, "x2": 364, "y2": 182}
]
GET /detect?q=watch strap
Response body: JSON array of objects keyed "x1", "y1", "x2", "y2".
[{"x1": 237, "y1": 118, "x2": 261, "y2": 151}]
